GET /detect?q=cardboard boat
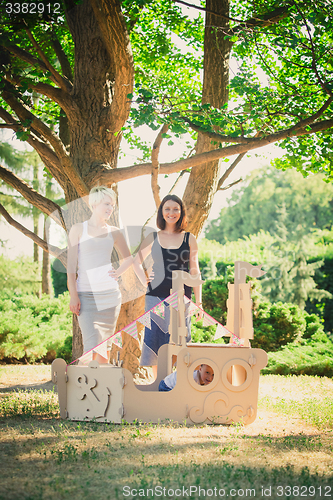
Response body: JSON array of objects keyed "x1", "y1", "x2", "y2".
[{"x1": 52, "y1": 262, "x2": 268, "y2": 425}]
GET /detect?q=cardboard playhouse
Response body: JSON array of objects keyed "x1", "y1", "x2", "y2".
[{"x1": 52, "y1": 261, "x2": 268, "y2": 425}]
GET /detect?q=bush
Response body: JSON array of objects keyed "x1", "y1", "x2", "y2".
[
  {"x1": 56, "y1": 334, "x2": 73, "y2": 363},
  {"x1": 201, "y1": 277, "x2": 229, "y2": 325},
  {"x1": 51, "y1": 259, "x2": 68, "y2": 297},
  {"x1": 191, "y1": 320, "x2": 226, "y2": 344},
  {"x1": 263, "y1": 338, "x2": 333, "y2": 377},
  {"x1": 0, "y1": 292, "x2": 71, "y2": 363},
  {"x1": 252, "y1": 301, "x2": 306, "y2": 351},
  {"x1": 0, "y1": 255, "x2": 40, "y2": 295}
]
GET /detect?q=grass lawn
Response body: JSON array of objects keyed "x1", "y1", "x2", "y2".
[{"x1": 0, "y1": 366, "x2": 332, "y2": 500}]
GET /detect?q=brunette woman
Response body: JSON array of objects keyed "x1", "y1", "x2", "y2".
[{"x1": 134, "y1": 195, "x2": 202, "y2": 376}]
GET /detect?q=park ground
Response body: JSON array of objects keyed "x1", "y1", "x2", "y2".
[{"x1": 0, "y1": 366, "x2": 332, "y2": 500}]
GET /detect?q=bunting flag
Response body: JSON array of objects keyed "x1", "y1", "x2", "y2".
[
  {"x1": 152, "y1": 301, "x2": 165, "y2": 319},
  {"x1": 214, "y1": 323, "x2": 231, "y2": 340},
  {"x1": 230, "y1": 333, "x2": 245, "y2": 346},
  {"x1": 123, "y1": 321, "x2": 138, "y2": 338},
  {"x1": 164, "y1": 291, "x2": 178, "y2": 310},
  {"x1": 71, "y1": 289, "x2": 248, "y2": 366},
  {"x1": 112, "y1": 333, "x2": 122, "y2": 348},
  {"x1": 188, "y1": 301, "x2": 200, "y2": 316},
  {"x1": 137, "y1": 312, "x2": 152, "y2": 329},
  {"x1": 202, "y1": 314, "x2": 217, "y2": 327},
  {"x1": 93, "y1": 341, "x2": 108, "y2": 360},
  {"x1": 78, "y1": 351, "x2": 93, "y2": 365}
]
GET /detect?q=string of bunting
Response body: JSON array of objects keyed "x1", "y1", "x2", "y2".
[{"x1": 72, "y1": 291, "x2": 242, "y2": 366}]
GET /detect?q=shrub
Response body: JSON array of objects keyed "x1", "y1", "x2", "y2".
[
  {"x1": 0, "y1": 292, "x2": 71, "y2": 363},
  {"x1": 263, "y1": 339, "x2": 333, "y2": 377},
  {"x1": 252, "y1": 301, "x2": 306, "y2": 351},
  {"x1": 0, "y1": 255, "x2": 40, "y2": 295},
  {"x1": 51, "y1": 259, "x2": 68, "y2": 297},
  {"x1": 191, "y1": 320, "x2": 226, "y2": 344},
  {"x1": 201, "y1": 275, "x2": 313, "y2": 352},
  {"x1": 56, "y1": 335, "x2": 73, "y2": 363}
]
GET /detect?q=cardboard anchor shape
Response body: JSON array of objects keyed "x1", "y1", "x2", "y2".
[{"x1": 52, "y1": 263, "x2": 267, "y2": 425}]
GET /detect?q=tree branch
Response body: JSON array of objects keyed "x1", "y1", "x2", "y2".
[
  {"x1": 1, "y1": 89, "x2": 89, "y2": 197},
  {"x1": 219, "y1": 177, "x2": 243, "y2": 191},
  {"x1": 50, "y1": 29, "x2": 74, "y2": 83},
  {"x1": 173, "y1": 0, "x2": 245, "y2": 22},
  {"x1": 173, "y1": 1, "x2": 290, "y2": 30},
  {"x1": 0, "y1": 164, "x2": 66, "y2": 228},
  {"x1": 24, "y1": 27, "x2": 72, "y2": 92},
  {"x1": 151, "y1": 124, "x2": 169, "y2": 208},
  {"x1": 181, "y1": 116, "x2": 250, "y2": 143},
  {"x1": 5, "y1": 44, "x2": 49, "y2": 73},
  {"x1": 182, "y1": 95, "x2": 333, "y2": 146},
  {"x1": 217, "y1": 152, "x2": 247, "y2": 191},
  {"x1": 0, "y1": 203, "x2": 67, "y2": 267},
  {"x1": 96, "y1": 118, "x2": 333, "y2": 184},
  {"x1": 0, "y1": 106, "x2": 63, "y2": 183},
  {"x1": 3, "y1": 73, "x2": 76, "y2": 116},
  {"x1": 89, "y1": 0, "x2": 134, "y2": 132}
]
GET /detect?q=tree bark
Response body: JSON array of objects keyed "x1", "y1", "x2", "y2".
[
  {"x1": 184, "y1": 0, "x2": 231, "y2": 237},
  {"x1": 41, "y1": 215, "x2": 52, "y2": 295},
  {"x1": 62, "y1": 0, "x2": 134, "y2": 359}
]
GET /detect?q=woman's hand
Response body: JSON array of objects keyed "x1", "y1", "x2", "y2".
[
  {"x1": 146, "y1": 268, "x2": 154, "y2": 284},
  {"x1": 109, "y1": 267, "x2": 120, "y2": 281},
  {"x1": 69, "y1": 294, "x2": 81, "y2": 316},
  {"x1": 194, "y1": 302, "x2": 203, "y2": 321}
]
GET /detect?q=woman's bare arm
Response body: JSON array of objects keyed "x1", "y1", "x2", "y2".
[
  {"x1": 189, "y1": 233, "x2": 202, "y2": 306},
  {"x1": 133, "y1": 232, "x2": 155, "y2": 286},
  {"x1": 67, "y1": 224, "x2": 82, "y2": 315}
]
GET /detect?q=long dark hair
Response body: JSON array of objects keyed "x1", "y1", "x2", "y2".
[{"x1": 156, "y1": 195, "x2": 187, "y2": 232}]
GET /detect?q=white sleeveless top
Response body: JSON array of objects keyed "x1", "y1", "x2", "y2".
[{"x1": 76, "y1": 221, "x2": 119, "y2": 293}]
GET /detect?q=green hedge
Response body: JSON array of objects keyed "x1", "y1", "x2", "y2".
[
  {"x1": 0, "y1": 292, "x2": 71, "y2": 363},
  {"x1": 263, "y1": 338, "x2": 333, "y2": 377},
  {"x1": 51, "y1": 259, "x2": 68, "y2": 297}
]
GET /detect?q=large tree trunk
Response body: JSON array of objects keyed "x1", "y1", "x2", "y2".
[
  {"x1": 64, "y1": 0, "x2": 133, "y2": 359},
  {"x1": 184, "y1": 0, "x2": 231, "y2": 237}
]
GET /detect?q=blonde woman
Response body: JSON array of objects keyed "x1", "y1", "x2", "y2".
[{"x1": 67, "y1": 186, "x2": 132, "y2": 363}]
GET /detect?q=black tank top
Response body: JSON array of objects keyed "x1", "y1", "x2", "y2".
[{"x1": 147, "y1": 232, "x2": 191, "y2": 299}]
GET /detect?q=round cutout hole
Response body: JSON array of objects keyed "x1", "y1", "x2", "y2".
[
  {"x1": 194, "y1": 364, "x2": 214, "y2": 386},
  {"x1": 226, "y1": 364, "x2": 247, "y2": 387},
  {"x1": 221, "y1": 359, "x2": 253, "y2": 392},
  {"x1": 187, "y1": 358, "x2": 219, "y2": 391}
]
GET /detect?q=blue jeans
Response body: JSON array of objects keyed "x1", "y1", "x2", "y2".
[{"x1": 140, "y1": 295, "x2": 191, "y2": 366}]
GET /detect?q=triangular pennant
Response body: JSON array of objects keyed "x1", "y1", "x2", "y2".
[
  {"x1": 93, "y1": 341, "x2": 108, "y2": 360},
  {"x1": 231, "y1": 333, "x2": 245, "y2": 346},
  {"x1": 78, "y1": 351, "x2": 93, "y2": 365},
  {"x1": 188, "y1": 302, "x2": 199, "y2": 316},
  {"x1": 164, "y1": 291, "x2": 178, "y2": 310},
  {"x1": 123, "y1": 321, "x2": 138, "y2": 337},
  {"x1": 112, "y1": 333, "x2": 122, "y2": 348},
  {"x1": 152, "y1": 301, "x2": 165, "y2": 319},
  {"x1": 202, "y1": 312, "x2": 217, "y2": 327},
  {"x1": 137, "y1": 311, "x2": 152, "y2": 329},
  {"x1": 214, "y1": 323, "x2": 230, "y2": 340}
]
